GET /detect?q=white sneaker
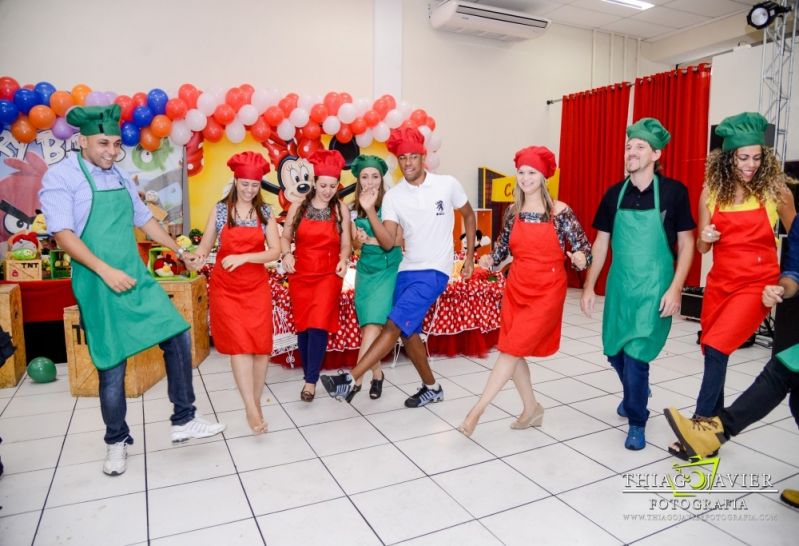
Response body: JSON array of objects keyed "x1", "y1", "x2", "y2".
[
  {"x1": 170, "y1": 416, "x2": 226, "y2": 444},
  {"x1": 103, "y1": 441, "x2": 128, "y2": 476}
]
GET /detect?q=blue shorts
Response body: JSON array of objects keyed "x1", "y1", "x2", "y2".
[{"x1": 388, "y1": 270, "x2": 449, "y2": 337}]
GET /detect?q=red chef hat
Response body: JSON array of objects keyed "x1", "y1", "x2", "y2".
[
  {"x1": 308, "y1": 149, "x2": 346, "y2": 179},
  {"x1": 386, "y1": 127, "x2": 426, "y2": 157},
  {"x1": 226, "y1": 151, "x2": 270, "y2": 180},
  {"x1": 513, "y1": 146, "x2": 557, "y2": 179}
]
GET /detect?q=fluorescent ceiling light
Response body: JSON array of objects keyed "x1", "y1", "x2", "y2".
[{"x1": 602, "y1": 0, "x2": 655, "y2": 10}]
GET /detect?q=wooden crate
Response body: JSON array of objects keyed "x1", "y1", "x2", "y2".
[
  {"x1": 0, "y1": 284, "x2": 26, "y2": 388},
  {"x1": 4, "y1": 259, "x2": 43, "y2": 281},
  {"x1": 159, "y1": 276, "x2": 209, "y2": 367},
  {"x1": 63, "y1": 305, "x2": 165, "y2": 397}
]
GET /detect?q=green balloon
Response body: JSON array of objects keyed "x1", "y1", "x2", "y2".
[{"x1": 28, "y1": 357, "x2": 57, "y2": 383}]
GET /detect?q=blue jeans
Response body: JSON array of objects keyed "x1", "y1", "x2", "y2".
[
  {"x1": 297, "y1": 328, "x2": 328, "y2": 384},
  {"x1": 98, "y1": 330, "x2": 196, "y2": 444},
  {"x1": 608, "y1": 351, "x2": 650, "y2": 427},
  {"x1": 694, "y1": 345, "x2": 729, "y2": 418}
]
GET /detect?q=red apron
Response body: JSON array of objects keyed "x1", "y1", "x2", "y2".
[
  {"x1": 497, "y1": 216, "x2": 567, "y2": 357},
  {"x1": 288, "y1": 216, "x2": 343, "y2": 332},
  {"x1": 701, "y1": 204, "x2": 779, "y2": 355},
  {"x1": 210, "y1": 221, "x2": 273, "y2": 355}
]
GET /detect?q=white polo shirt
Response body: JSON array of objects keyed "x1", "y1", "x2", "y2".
[{"x1": 381, "y1": 171, "x2": 468, "y2": 276}]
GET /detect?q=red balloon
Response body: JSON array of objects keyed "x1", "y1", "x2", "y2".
[
  {"x1": 425, "y1": 116, "x2": 436, "y2": 130},
  {"x1": 373, "y1": 98, "x2": 390, "y2": 116},
  {"x1": 178, "y1": 84, "x2": 199, "y2": 109},
  {"x1": 350, "y1": 117, "x2": 367, "y2": 135},
  {"x1": 298, "y1": 137, "x2": 323, "y2": 158},
  {"x1": 22, "y1": 83, "x2": 34, "y2": 91},
  {"x1": 114, "y1": 95, "x2": 135, "y2": 123},
  {"x1": 0, "y1": 76, "x2": 20, "y2": 101},
  {"x1": 285, "y1": 92, "x2": 299, "y2": 101},
  {"x1": 323, "y1": 92, "x2": 342, "y2": 116},
  {"x1": 401, "y1": 119, "x2": 417, "y2": 130},
  {"x1": 301, "y1": 121, "x2": 321, "y2": 140},
  {"x1": 363, "y1": 110, "x2": 380, "y2": 127},
  {"x1": 411, "y1": 109, "x2": 428, "y2": 125},
  {"x1": 309, "y1": 103, "x2": 328, "y2": 124},
  {"x1": 340, "y1": 92, "x2": 353, "y2": 103},
  {"x1": 264, "y1": 106, "x2": 284, "y2": 126},
  {"x1": 239, "y1": 84, "x2": 254, "y2": 103},
  {"x1": 165, "y1": 98, "x2": 188, "y2": 120},
  {"x1": 250, "y1": 118, "x2": 271, "y2": 142},
  {"x1": 213, "y1": 103, "x2": 236, "y2": 125},
  {"x1": 225, "y1": 87, "x2": 247, "y2": 111},
  {"x1": 336, "y1": 124, "x2": 353, "y2": 144},
  {"x1": 382, "y1": 94, "x2": 397, "y2": 110},
  {"x1": 278, "y1": 96, "x2": 297, "y2": 117},
  {"x1": 132, "y1": 92, "x2": 148, "y2": 107},
  {"x1": 202, "y1": 118, "x2": 224, "y2": 142}
]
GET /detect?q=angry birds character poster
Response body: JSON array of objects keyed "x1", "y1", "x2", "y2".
[{"x1": 0, "y1": 128, "x2": 185, "y2": 258}]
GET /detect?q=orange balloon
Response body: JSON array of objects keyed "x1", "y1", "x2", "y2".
[
  {"x1": 150, "y1": 114, "x2": 172, "y2": 138},
  {"x1": 49, "y1": 90, "x2": 75, "y2": 117},
  {"x1": 139, "y1": 127, "x2": 161, "y2": 151},
  {"x1": 71, "y1": 84, "x2": 92, "y2": 106},
  {"x1": 29, "y1": 105, "x2": 56, "y2": 130},
  {"x1": 11, "y1": 116, "x2": 36, "y2": 143}
]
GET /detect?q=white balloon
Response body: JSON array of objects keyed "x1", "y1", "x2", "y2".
[
  {"x1": 298, "y1": 94, "x2": 313, "y2": 110},
  {"x1": 355, "y1": 98, "x2": 370, "y2": 116},
  {"x1": 373, "y1": 122, "x2": 390, "y2": 142},
  {"x1": 384, "y1": 109, "x2": 402, "y2": 129},
  {"x1": 355, "y1": 128, "x2": 373, "y2": 148},
  {"x1": 428, "y1": 131, "x2": 442, "y2": 152},
  {"x1": 225, "y1": 121, "x2": 246, "y2": 144},
  {"x1": 399, "y1": 100, "x2": 412, "y2": 118},
  {"x1": 418, "y1": 125, "x2": 432, "y2": 140},
  {"x1": 289, "y1": 107, "x2": 309, "y2": 128},
  {"x1": 169, "y1": 120, "x2": 192, "y2": 146},
  {"x1": 277, "y1": 119, "x2": 295, "y2": 141},
  {"x1": 265, "y1": 88, "x2": 281, "y2": 107},
  {"x1": 210, "y1": 88, "x2": 225, "y2": 106},
  {"x1": 197, "y1": 92, "x2": 217, "y2": 116},
  {"x1": 385, "y1": 154, "x2": 398, "y2": 170},
  {"x1": 425, "y1": 152, "x2": 441, "y2": 171},
  {"x1": 250, "y1": 89, "x2": 271, "y2": 113},
  {"x1": 322, "y1": 116, "x2": 341, "y2": 135},
  {"x1": 338, "y1": 103, "x2": 356, "y2": 124},
  {"x1": 237, "y1": 104, "x2": 259, "y2": 125},
  {"x1": 185, "y1": 109, "x2": 208, "y2": 132}
]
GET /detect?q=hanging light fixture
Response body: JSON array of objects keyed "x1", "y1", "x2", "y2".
[{"x1": 746, "y1": 2, "x2": 793, "y2": 30}]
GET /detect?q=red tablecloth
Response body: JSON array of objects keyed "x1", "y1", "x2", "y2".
[{"x1": 0, "y1": 279, "x2": 76, "y2": 323}]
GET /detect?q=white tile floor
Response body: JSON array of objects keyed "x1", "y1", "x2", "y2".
[{"x1": 1, "y1": 289, "x2": 798, "y2": 545}]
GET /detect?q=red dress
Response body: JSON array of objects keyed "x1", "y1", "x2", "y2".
[
  {"x1": 701, "y1": 204, "x2": 779, "y2": 355},
  {"x1": 497, "y1": 216, "x2": 568, "y2": 357},
  {"x1": 210, "y1": 221, "x2": 273, "y2": 355},
  {"x1": 289, "y1": 215, "x2": 343, "y2": 332}
]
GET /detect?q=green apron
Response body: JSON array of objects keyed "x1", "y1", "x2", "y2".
[
  {"x1": 602, "y1": 175, "x2": 674, "y2": 363},
  {"x1": 72, "y1": 155, "x2": 188, "y2": 370},
  {"x1": 354, "y1": 212, "x2": 402, "y2": 326},
  {"x1": 777, "y1": 343, "x2": 799, "y2": 373}
]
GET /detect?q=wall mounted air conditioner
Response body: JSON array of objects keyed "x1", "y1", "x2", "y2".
[{"x1": 430, "y1": 1, "x2": 550, "y2": 42}]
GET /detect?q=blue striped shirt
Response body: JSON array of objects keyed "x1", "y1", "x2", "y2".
[{"x1": 39, "y1": 152, "x2": 153, "y2": 236}]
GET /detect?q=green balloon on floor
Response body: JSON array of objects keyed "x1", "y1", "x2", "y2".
[{"x1": 27, "y1": 357, "x2": 57, "y2": 383}]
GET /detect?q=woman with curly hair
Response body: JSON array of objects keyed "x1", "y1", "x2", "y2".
[
  {"x1": 666, "y1": 112, "x2": 796, "y2": 459},
  {"x1": 280, "y1": 149, "x2": 351, "y2": 402}
]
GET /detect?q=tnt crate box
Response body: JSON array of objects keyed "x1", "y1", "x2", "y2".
[
  {"x1": 63, "y1": 305, "x2": 165, "y2": 397},
  {"x1": 159, "y1": 276, "x2": 209, "y2": 367},
  {"x1": 4, "y1": 259, "x2": 42, "y2": 281},
  {"x1": 0, "y1": 284, "x2": 26, "y2": 388}
]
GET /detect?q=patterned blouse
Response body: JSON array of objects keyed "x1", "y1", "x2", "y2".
[
  {"x1": 214, "y1": 203, "x2": 272, "y2": 249},
  {"x1": 490, "y1": 207, "x2": 593, "y2": 270}
]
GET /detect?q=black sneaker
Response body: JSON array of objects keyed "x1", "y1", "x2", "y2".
[
  {"x1": 404, "y1": 385, "x2": 444, "y2": 408},
  {"x1": 345, "y1": 384, "x2": 362, "y2": 403},
  {"x1": 320, "y1": 371, "x2": 353, "y2": 402}
]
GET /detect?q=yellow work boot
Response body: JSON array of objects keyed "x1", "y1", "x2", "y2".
[
  {"x1": 780, "y1": 489, "x2": 799, "y2": 509},
  {"x1": 664, "y1": 407, "x2": 723, "y2": 459}
]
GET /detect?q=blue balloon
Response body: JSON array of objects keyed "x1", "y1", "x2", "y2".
[
  {"x1": 121, "y1": 122, "x2": 140, "y2": 146},
  {"x1": 13, "y1": 88, "x2": 37, "y2": 114},
  {"x1": 0, "y1": 100, "x2": 19, "y2": 125},
  {"x1": 132, "y1": 106, "x2": 154, "y2": 128},
  {"x1": 147, "y1": 88, "x2": 168, "y2": 115},
  {"x1": 34, "y1": 81, "x2": 56, "y2": 107}
]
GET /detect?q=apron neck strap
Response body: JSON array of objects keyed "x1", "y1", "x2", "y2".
[
  {"x1": 76, "y1": 154, "x2": 99, "y2": 193},
  {"x1": 617, "y1": 174, "x2": 660, "y2": 211}
]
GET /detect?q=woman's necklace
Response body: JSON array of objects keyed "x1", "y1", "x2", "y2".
[{"x1": 234, "y1": 205, "x2": 254, "y2": 222}]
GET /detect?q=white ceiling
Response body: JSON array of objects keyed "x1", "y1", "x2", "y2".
[{"x1": 469, "y1": 0, "x2": 761, "y2": 40}]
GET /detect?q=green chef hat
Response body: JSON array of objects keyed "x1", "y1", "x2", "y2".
[
  {"x1": 350, "y1": 154, "x2": 388, "y2": 178},
  {"x1": 626, "y1": 117, "x2": 671, "y2": 150},
  {"x1": 66, "y1": 104, "x2": 122, "y2": 136},
  {"x1": 715, "y1": 112, "x2": 768, "y2": 152}
]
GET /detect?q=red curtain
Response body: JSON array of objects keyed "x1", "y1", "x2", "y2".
[
  {"x1": 633, "y1": 64, "x2": 711, "y2": 287},
  {"x1": 558, "y1": 82, "x2": 631, "y2": 293}
]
